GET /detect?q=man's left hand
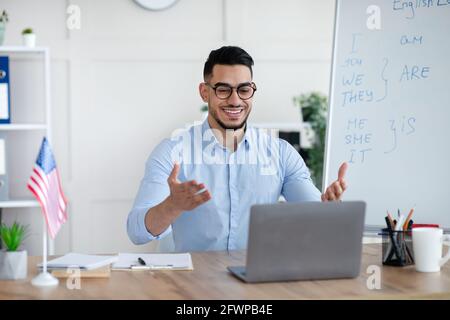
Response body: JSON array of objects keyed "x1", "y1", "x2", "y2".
[{"x1": 321, "y1": 162, "x2": 348, "y2": 202}]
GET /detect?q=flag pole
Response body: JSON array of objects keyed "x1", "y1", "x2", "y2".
[
  {"x1": 31, "y1": 218, "x2": 59, "y2": 287},
  {"x1": 28, "y1": 136, "x2": 67, "y2": 287}
]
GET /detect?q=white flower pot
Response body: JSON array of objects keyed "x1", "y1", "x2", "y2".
[
  {"x1": 0, "y1": 250, "x2": 28, "y2": 280},
  {"x1": 22, "y1": 33, "x2": 36, "y2": 48}
]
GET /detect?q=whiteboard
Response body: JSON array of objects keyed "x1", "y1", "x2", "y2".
[{"x1": 324, "y1": 0, "x2": 450, "y2": 230}]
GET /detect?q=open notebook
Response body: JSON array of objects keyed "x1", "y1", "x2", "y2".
[
  {"x1": 112, "y1": 253, "x2": 193, "y2": 271},
  {"x1": 38, "y1": 253, "x2": 118, "y2": 270}
]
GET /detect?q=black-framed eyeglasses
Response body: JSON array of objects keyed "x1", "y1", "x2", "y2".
[{"x1": 205, "y1": 82, "x2": 257, "y2": 100}]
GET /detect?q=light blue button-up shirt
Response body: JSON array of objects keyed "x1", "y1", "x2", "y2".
[{"x1": 127, "y1": 120, "x2": 321, "y2": 252}]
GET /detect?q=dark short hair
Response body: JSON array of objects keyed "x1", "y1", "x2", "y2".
[{"x1": 203, "y1": 46, "x2": 254, "y2": 81}]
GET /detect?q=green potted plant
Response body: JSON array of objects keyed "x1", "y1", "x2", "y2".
[
  {"x1": 293, "y1": 91, "x2": 328, "y2": 190},
  {"x1": 0, "y1": 222, "x2": 28, "y2": 280},
  {"x1": 22, "y1": 27, "x2": 36, "y2": 48},
  {"x1": 0, "y1": 10, "x2": 8, "y2": 46}
]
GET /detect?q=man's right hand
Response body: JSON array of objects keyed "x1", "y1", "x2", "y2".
[
  {"x1": 145, "y1": 163, "x2": 212, "y2": 237},
  {"x1": 166, "y1": 163, "x2": 212, "y2": 213}
]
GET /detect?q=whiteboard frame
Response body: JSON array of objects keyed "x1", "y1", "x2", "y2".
[
  {"x1": 322, "y1": 0, "x2": 450, "y2": 233},
  {"x1": 323, "y1": 0, "x2": 340, "y2": 192}
]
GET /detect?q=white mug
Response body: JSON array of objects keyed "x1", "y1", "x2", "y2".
[{"x1": 412, "y1": 228, "x2": 450, "y2": 272}]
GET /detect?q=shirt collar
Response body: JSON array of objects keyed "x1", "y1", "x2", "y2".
[{"x1": 201, "y1": 118, "x2": 252, "y2": 150}]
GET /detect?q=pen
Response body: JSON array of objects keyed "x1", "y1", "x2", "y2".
[
  {"x1": 385, "y1": 216, "x2": 402, "y2": 261},
  {"x1": 132, "y1": 257, "x2": 176, "y2": 270},
  {"x1": 395, "y1": 210, "x2": 406, "y2": 231},
  {"x1": 386, "y1": 210, "x2": 395, "y2": 230},
  {"x1": 402, "y1": 206, "x2": 415, "y2": 231},
  {"x1": 131, "y1": 265, "x2": 152, "y2": 270},
  {"x1": 138, "y1": 257, "x2": 146, "y2": 266},
  {"x1": 139, "y1": 257, "x2": 174, "y2": 268},
  {"x1": 149, "y1": 265, "x2": 175, "y2": 269},
  {"x1": 407, "y1": 219, "x2": 414, "y2": 230},
  {"x1": 131, "y1": 257, "x2": 150, "y2": 270},
  {"x1": 131, "y1": 264, "x2": 178, "y2": 270}
]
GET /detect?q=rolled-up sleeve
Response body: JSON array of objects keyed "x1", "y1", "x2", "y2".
[
  {"x1": 127, "y1": 139, "x2": 174, "y2": 245},
  {"x1": 280, "y1": 140, "x2": 322, "y2": 202}
]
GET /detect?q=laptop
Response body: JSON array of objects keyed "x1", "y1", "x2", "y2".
[{"x1": 228, "y1": 201, "x2": 366, "y2": 283}]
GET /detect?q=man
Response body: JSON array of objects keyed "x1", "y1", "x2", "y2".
[{"x1": 127, "y1": 46, "x2": 347, "y2": 252}]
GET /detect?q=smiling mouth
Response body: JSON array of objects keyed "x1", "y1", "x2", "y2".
[{"x1": 221, "y1": 108, "x2": 244, "y2": 117}]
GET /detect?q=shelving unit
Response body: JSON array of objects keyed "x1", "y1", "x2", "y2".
[
  {"x1": 0, "y1": 124, "x2": 47, "y2": 130},
  {"x1": 0, "y1": 199, "x2": 39, "y2": 208},
  {"x1": 0, "y1": 46, "x2": 53, "y2": 254},
  {"x1": 250, "y1": 122, "x2": 302, "y2": 131},
  {"x1": 250, "y1": 122, "x2": 313, "y2": 149}
]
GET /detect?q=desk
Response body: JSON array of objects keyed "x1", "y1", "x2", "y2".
[{"x1": 1, "y1": 244, "x2": 450, "y2": 299}]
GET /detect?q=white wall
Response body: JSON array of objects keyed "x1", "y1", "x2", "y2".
[{"x1": 0, "y1": 0, "x2": 335, "y2": 255}]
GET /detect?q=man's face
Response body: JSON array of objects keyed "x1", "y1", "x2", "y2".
[{"x1": 200, "y1": 64, "x2": 254, "y2": 130}]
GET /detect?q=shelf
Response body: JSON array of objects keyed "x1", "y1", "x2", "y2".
[
  {"x1": 0, "y1": 46, "x2": 48, "y2": 54},
  {"x1": 0, "y1": 199, "x2": 40, "y2": 209},
  {"x1": 0, "y1": 44, "x2": 54, "y2": 254},
  {"x1": 250, "y1": 122, "x2": 303, "y2": 131},
  {"x1": 0, "y1": 124, "x2": 47, "y2": 131}
]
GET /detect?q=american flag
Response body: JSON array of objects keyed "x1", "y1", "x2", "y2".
[{"x1": 27, "y1": 137, "x2": 68, "y2": 239}]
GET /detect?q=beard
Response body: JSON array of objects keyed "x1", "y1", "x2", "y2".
[{"x1": 210, "y1": 106, "x2": 250, "y2": 130}]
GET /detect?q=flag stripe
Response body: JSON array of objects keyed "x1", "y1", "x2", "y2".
[
  {"x1": 28, "y1": 177, "x2": 48, "y2": 208},
  {"x1": 27, "y1": 138, "x2": 68, "y2": 239},
  {"x1": 56, "y1": 170, "x2": 68, "y2": 203},
  {"x1": 27, "y1": 184, "x2": 55, "y2": 238},
  {"x1": 33, "y1": 166, "x2": 49, "y2": 191}
]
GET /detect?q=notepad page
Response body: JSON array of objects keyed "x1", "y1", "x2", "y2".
[
  {"x1": 111, "y1": 253, "x2": 143, "y2": 269},
  {"x1": 112, "y1": 253, "x2": 193, "y2": 270},
  {"x1": 142, "y1": 253, "x2": 192, "y2": 268}
]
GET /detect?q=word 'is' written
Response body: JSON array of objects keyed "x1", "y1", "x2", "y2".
[{"x1": 344, "y1": 117, "x2": 416, "y2": 163}]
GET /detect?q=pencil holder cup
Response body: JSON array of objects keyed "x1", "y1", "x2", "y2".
[{"x1": 381, "y1": 228, "x2": 414, "y2": 267}]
